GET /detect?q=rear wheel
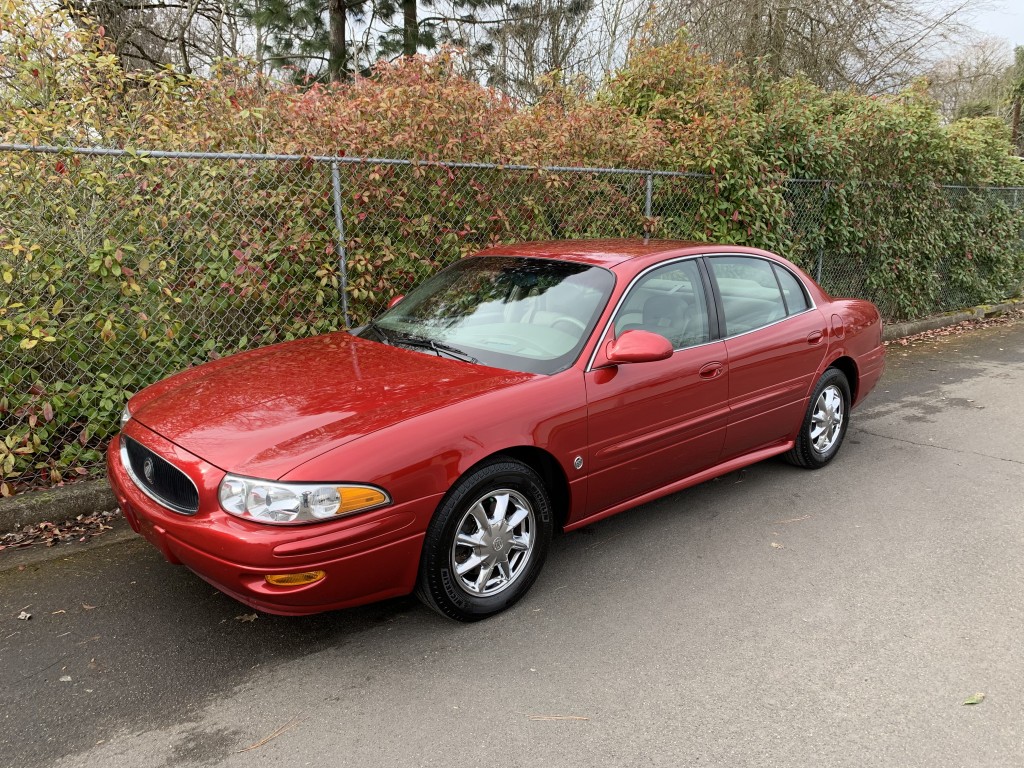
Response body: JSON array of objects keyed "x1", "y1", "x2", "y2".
[
  {"x1": 786, "y1": 368, "x2": 851, "y2": 469},
  {"x1": 416, "y1": 459, "x2": 553, "y2": 621}
]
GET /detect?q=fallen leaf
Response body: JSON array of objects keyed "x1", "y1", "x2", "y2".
[
  {"x1": 238, "y1": 716, "x2": 302, "y2": 752},
  {"x1": 0, "y1": 509, "x2": 121, "y2": 551},
  {"x1": 59, "y1": 676, "x2": 72, "y2": 682},
  {"x1": 883, "y1": 309, "x2": 1023, "y2": 349},
  {"x1": 963, "y1": 693, "x2": 985, "y2": 706},
  {"x1": 82, "y1": 604, "x2": 96, "y2": 610},
  {"x1": 17, "y1": 611, "x2": 31, "y2": 620},
  {"x1": 235, "y1": 613, "x2": 258, "y2": 623},
  {"x1": 770, "y1": 542, "x2": 785, "y2": 549}
]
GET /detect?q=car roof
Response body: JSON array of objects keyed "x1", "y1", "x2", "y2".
[{"x1": 472, "y1": 239, "x2": 715, "y2": 267}]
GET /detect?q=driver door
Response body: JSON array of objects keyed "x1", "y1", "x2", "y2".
[{"x1": 583, "y1": 258, "x2": 729, "y2": 516}]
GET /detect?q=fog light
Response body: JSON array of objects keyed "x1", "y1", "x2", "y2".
[{"x1": 264, "y1": 570, "x2": 326, "y2": 587}]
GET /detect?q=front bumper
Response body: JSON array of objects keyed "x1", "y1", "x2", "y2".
[{"x1": 107, "y1": 426, "x2": 438, "y2": 616}]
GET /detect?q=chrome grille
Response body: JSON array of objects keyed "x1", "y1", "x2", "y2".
[{"x1": 121, "y1": 435, "x2": 200, "y2": 515}]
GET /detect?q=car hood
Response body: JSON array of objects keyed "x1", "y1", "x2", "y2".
[{"x1": 130, "y1": 332, "x2": 535, "y2": 478}]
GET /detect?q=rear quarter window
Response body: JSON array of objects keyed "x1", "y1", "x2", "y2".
[{"x1": 773, "y1": 265, "x2": 810, "y2": 314}]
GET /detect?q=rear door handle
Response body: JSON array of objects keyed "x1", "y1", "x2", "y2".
[
  {"x1": 807, "y1": 331, "x2": 824, "y2": 345},
  {"x1": 699, "y1": 362, "x2": 725, "y2": 379}
]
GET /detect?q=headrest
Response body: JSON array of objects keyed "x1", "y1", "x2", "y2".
[{"x1": 643, "y1": 294, "x2": 687, "y2": 327}]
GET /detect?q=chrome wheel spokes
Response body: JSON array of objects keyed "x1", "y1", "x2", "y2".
[
  {"x1": 810, "y1": 384, "x2": 844, "y2": 454},
  {"x1": 450, "y1": 489, "x2": 535, "y2": 597}
]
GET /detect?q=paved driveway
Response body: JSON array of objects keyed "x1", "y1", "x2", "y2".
[{"x1": 2, "y1": 320, "x2": 1023, "y2": 767}]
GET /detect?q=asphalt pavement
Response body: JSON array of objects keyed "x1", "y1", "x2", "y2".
[{"x1": 2, "y1": 320, "x2": 1023, "y2": 768}]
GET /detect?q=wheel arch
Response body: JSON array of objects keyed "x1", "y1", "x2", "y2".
[
  {"x1": 461, "y1": 446, "x2": 572, "y2": 532},
  {"x1": 827, "y1": 355, "x2": 859, "y2": 405}
]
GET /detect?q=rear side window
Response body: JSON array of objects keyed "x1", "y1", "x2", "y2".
[
  {"x1": 773, "y1": 265, "x2": 810, "y2": 313},
  {"x1": 708, "y1": 256, "x2": 788, "y2": 336}
]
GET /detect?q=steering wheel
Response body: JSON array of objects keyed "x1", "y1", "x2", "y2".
[
  {"x1": 483, "y1": 333, "x2": 561, "y2": 357},
  {"x1": 550, "y1": 316, "x2": 587, "y2": 335}
]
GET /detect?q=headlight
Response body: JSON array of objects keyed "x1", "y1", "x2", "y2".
[
  {"x1": 120, "y1": 404, "x2": 132, "y2": 430},
  {"x1": 217, "y1": 474, "x2": 390, "y2": 525}
]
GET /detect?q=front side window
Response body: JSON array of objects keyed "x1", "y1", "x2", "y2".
[
  {"x1": 357, "y1": 256, "x2": 615, "y2": 374},
  {"x1": 612, "y1": 259, "x2": 711, "y2": 350},
  {"x1": 709, "y1": 256, "x2": 789, "y2": 336}
]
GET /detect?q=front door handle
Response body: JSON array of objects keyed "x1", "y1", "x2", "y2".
[
  {"x1": 807, "y1": 330, "x2": 824, "y2": 345},
  {"x1": 699, "y1": 361, "x2": 725, "y2": 379}
]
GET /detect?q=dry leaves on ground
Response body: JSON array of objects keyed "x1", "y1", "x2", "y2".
[
  {"x1": 886, "y1": 309, "x2": 1023, "y2": 348},
  {"x1": 0, "y1": 509, "x2": 121, "y2": 552}
]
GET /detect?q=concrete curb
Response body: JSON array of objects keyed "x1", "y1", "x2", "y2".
[
  {"x1": 2, "y1": 296, "x2": 1022, "y2": 536},
  {"x1": 2, "y1": 480, "x2": 117, "y2": 533},
  {"x1": 881, "y1": 298, "x2": 1024, "y2": 341},
  {"x1": 0, "y1": 517, "x2": 137, "y2": 573}
]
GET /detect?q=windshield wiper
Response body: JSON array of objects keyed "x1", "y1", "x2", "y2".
[
  {"x1": 366, "y1": 320, "x2": 396, "y2": 345},
  {"x1": 395, "y1": 334, "x2": 479, "y2": 364},
  {"x1": 366, "y1": 322, "x2": 479, "y2": 364}
]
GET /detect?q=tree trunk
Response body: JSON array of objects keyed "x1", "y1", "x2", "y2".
[
  {"x1": 743, "y1": 0, "x2": 764, "y2": 78},
  {"x1": 403, "y1": 0, "x2": 418, "y2": 57},
  {"x1": 1012, "y1": 96, "x2": 1022, "y2": 156},
  {"x1": 328, "y1": 0, "x2": 347, "y2": 81}
]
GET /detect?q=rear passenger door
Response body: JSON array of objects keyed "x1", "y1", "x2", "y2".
[{"x1": 706, "y1": 255, "x2": 828, "y2": 461}]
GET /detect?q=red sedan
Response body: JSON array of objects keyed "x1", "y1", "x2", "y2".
[{"x1": 107, "y1": 240, "x2": 885, "y2": 621}]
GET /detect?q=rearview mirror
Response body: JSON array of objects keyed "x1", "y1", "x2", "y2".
[{"x1": 606, "y1": 330, "x2": 673, "y2": 364}]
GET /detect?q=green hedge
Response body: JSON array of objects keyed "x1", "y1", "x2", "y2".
[{"x1": 1, "y1": 6, "x2": 1023, "y2": 493}]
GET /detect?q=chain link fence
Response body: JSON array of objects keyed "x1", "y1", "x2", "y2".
[{"x1": 2, "y1": 143, "x2": 1023, "y2": 493}]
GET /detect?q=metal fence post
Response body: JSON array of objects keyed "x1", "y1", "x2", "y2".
[
  {"x1": 330, "y1": 160, "x2": 350, "y2": 328},
  {"x1": 816, "y1": 185, "x2": 828, "y2": 284},
  {"x1": 645, "y1": 173, "x2": 653, "y2": 220}
]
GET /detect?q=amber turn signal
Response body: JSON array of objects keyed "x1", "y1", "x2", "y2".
[
  {"x1": 337, "y1": 487, "x2": 388, "y2": 515},
  {"x1": 265, "y1": 570, "x2": 326, "y2": 587}
]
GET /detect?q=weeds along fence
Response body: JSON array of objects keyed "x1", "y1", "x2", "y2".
[{"x1": 1, "y1": 143, "x2": 1023, "y2": 493}]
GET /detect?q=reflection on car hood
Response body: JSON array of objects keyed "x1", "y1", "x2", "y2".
[{"x1": 130, "y1": 332, "x2": 535, "y2": 478}]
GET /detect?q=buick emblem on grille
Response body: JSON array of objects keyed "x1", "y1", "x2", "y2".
[{"x1": 143, "y1": 457, "x2": 155, "y2": 484}]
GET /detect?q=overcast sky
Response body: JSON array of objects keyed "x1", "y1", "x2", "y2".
[{"x1": 972, "y1": 2, "x2": 1024, "y2": 48}]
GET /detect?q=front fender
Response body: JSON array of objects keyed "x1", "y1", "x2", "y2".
[{"x1": 281, "y1": 372, "x2": 589, "y2": 521}]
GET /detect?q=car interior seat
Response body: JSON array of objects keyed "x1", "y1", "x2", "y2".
[{"x1": 640, "y1": 294, "x2": 689, "y2": 347}]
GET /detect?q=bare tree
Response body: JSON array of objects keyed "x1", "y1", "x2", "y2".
[
  {"x1": 481, "y1": 0, "x2": 596, "y2": 101},
  {"x1": 585, "y1": 0, "x2": 651, "y2": 80},
  {"x1": 641, "y1": 0, "x2": 983, "y2": 94},
  {"x1": 926, "y1": 37, "x2": 1014, "y2": 121},
  {"x1": 1010, "y1": 46, "x2": 1024, "y2": 153},
  {"x1": 60, "y1": 0, "x2": 256, "y2": 73}
]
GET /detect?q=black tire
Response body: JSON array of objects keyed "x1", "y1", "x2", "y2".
[
  {"x1": 415, "y1": 458, "x2": 553, "y2": 622},
  {"x1": 785, "y1": 367, "x2": 852, "y2": 469}
]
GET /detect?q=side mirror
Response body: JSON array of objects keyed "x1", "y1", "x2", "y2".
[
  {"x1": 606, "y1": 330, "x2": 673, "y2": 364},
  {"x1": 387, "y1": 294, "x2": 405, "y2": 310}
]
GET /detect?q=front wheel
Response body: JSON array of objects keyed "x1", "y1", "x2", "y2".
[
  {"x1": 786, "y1": 368, "x2": 851, "y2": 469},
  {"x1": 416, "y1": 459, "x2": 553, "y2": 621}
]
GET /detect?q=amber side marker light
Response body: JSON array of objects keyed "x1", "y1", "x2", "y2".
[
  {"x1": 337, "y1": 487, "x2": 388, "y2": 515},
  {"x1": 265, "y1": 570, "x2": 326, "y2": 587}
]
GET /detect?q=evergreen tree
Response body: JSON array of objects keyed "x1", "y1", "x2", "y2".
[{"x1": 240, "y1": 0, "x2": 367, "y2": 81}]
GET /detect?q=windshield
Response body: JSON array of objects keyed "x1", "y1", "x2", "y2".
[{"x1": 356, "y1": 256, "x2": 615, "y2": 374}]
